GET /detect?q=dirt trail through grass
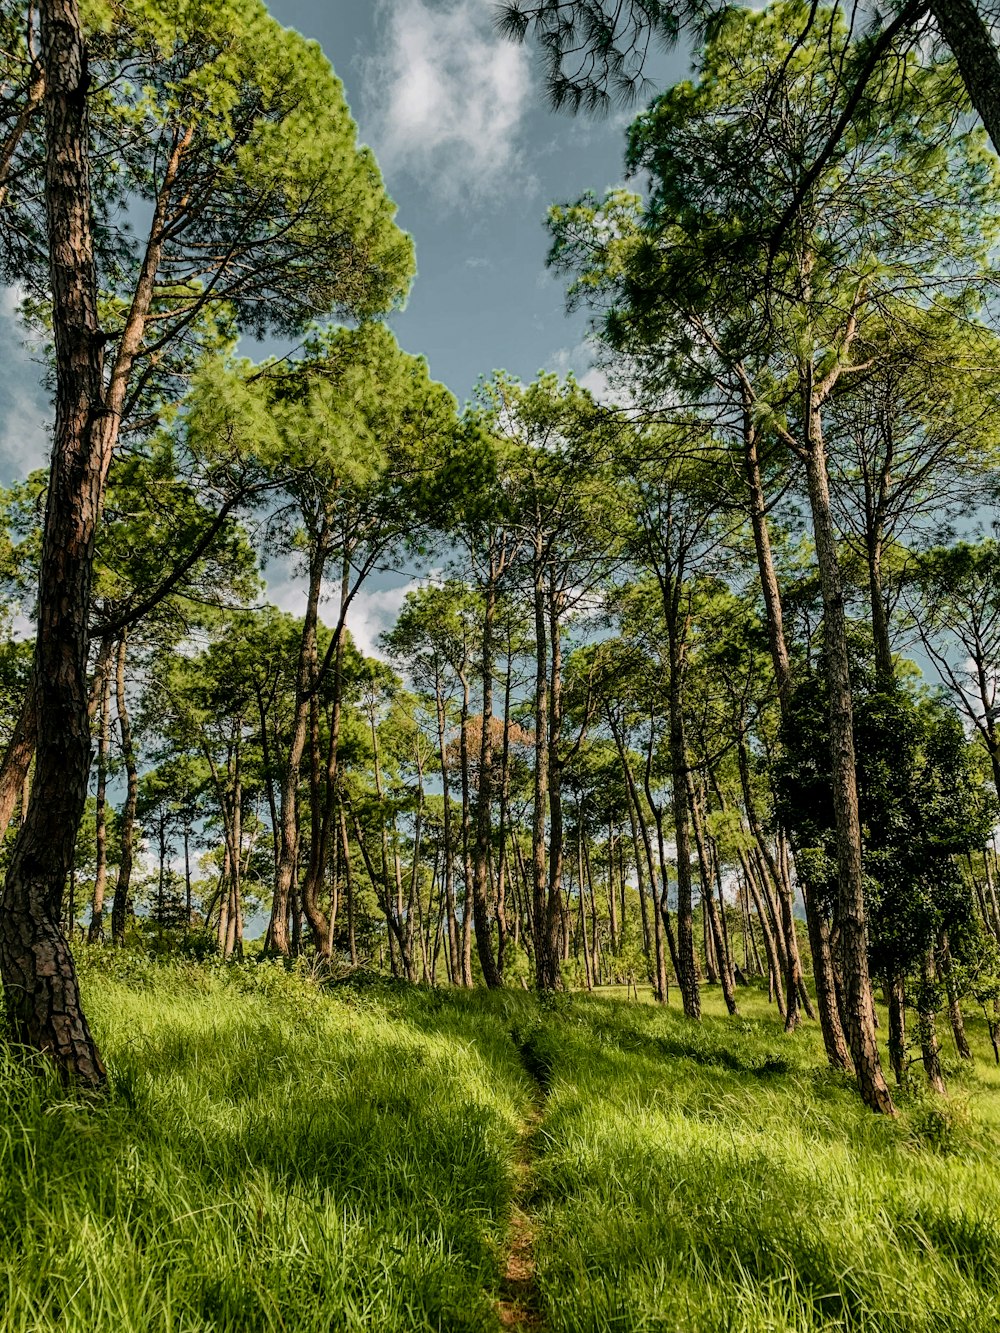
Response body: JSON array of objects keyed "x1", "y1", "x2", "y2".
[{"x1": 496, "y1": 1027, "x2": 553, "y2": 1329}]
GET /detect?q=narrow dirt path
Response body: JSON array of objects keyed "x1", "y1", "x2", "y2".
[
  {"x1": 497, "y1": 1024, "x2": 552, "y2": 1331},
  {"x1": 496, "y1": 1094, "x2": 545, "y2": 1329}
]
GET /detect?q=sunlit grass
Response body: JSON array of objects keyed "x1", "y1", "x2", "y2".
[
  {"x1": 0, "y1": 953, "x2": 535, "y2": 1332},
  {"x1": 532, "y1": 987, "x2": 1000, "y2": 1333},
  {"x1": 2, "y1": 958, "x2": 999, "y2": 1332}
]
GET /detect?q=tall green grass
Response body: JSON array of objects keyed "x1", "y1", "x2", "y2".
[
  {"x1": 3, "y1": 958, "x2": 1000, "y2": 1332},
  {"x1": 0, "y1": 953, "x2": 535, "y2": 1332},
  {"x1": 529, "y1": 989, "x2": 1000, "y2": 1333}
]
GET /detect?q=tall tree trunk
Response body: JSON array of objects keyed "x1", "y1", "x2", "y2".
[
  {"x1": 473, "y1": 573, "x2": 501, "y2": 987},
  {"x1": 458, "y1": 667, "x2": 474, "y2": 987},
  {"x1": 531, "y1": 540, "x2": 554, "y2": 989},
  {"x1": 545, "y1": 576, "x2": 567, "y2": 986},
  {"x1": 612, "y1": 719, "x2": 667, "y2": 1000},
  {"x1": 736, "y1": 737, "x2": 800, "y2": 1028},
  {"x1": 495, "y1": 646, "x2": 515, "y2": 980},
  {"x1": 740, "y1": 849, "x2": 787, "y2": 1020},
  {"x1": 666, "y1": 598, "x2": 699, "y2": 1018},
  {"x1": 87, "y1": 648, "x2": 112, "y2": 943},
  {"x1": 687, "y1": 775, "x2": 737, "y2": 1014},
  {"x1": 0, "y1": 0, "x2": 107, "y2": 1086},
  {"x1": 886, "y1": 972, "x2": 906, "y2": 1084},
  {"x1": 266, "y1": 537, "x2": 326, "y2": 956},
  {"x1": 340, "y1": 804, "x2": 357, "y2": 966},
  {"x1": 939, "y1": 931, "x2": 972, "y2": 1061},
  {"x1": 111, "y1": 635, "x2": 137, "y2": 947},
  {"x1": 803, "y1": 413, "x2": 893, "y2": 1113},
  {"x1": 607, "y1": 819, "x2": 620, "y2": 954},
  {"x1": 434, "y1": 671, "x2": 461, "y2": 979},
  {"x1": 917, "y1": 945, "x2": 946, "y2": 1094}
]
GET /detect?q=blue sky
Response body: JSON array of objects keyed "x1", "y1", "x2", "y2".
[
  {"x1": 0, "y1": 0, "x2": 689, "y2": 649},
  {"x1": 260, "y1": 0, "x2": 685, "y2": 406}
]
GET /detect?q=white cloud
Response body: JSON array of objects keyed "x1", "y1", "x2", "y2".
[
  {"x1": 0, "y1": 286, "x2": 50, "y2": 484},
  {"x1": 363, "y1": 0, "x2": 535, "y2": 205},
  {"x1": 347, "y1": 579, "x2": 421, "y2": 659},
  {"x1": 548, "y1": 336, "x2": 618, "y2": 404},
  {"x1": 263, "y1": 555, "x2": 419, "y2": 662}
]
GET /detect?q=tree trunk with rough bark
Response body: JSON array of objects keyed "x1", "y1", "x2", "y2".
[
  {"x1": 0, "y1": 0, "x2": 107, "y2": 1086},
  {"x1": 930, "y1": 0, "x2": 1000, "y2": 154}
]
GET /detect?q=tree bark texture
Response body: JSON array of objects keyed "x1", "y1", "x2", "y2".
[{"x1": 0, "y1": 0, "x2": 106, "y2": 1086}]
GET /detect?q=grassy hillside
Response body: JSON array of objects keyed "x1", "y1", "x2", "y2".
[{"x1": 2, "y1": 956, "x2": 999, "y2": 1332}]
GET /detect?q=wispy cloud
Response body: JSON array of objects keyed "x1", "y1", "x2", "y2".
[
  {"x1": 549, "y1": 336, "x2": 616, "y2": 404},
  {"x1": 362, "y1": 0, "x2": 535, "y2": 206},
  {"x1": 264, "y1": 555, "x2": 418, "y2": 662},
  {"x1": 348, "y1": 579, "x2": 421, "y2": 660}
]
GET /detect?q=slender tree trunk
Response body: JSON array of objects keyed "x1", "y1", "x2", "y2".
[
  {"x1": 473, "y1": 572, "x2": 501, "y2": 987},
  {"x1": 803, "y1": 413, "x2": 893, "y2": 1113},
  {"x1": 458, "y1": 668, "x2": 474, "y2": 987},
  {"x1": 532, "y1": 541, "x2": 553, "y2": 989},
  {"x1": 665, "y1": 603, "x2": 699, "y2": 1018},
  {"x1": 613, "y1": 722, "x2": 667, "y2": 1000},
  {"x1": 802, "y1": 883, "x2": 853, "y2": 1071},
  {"x1": 266, "y1": 537, "x2": 327, "y2": 956},
  {"x1": 607, "y1": 820, "x2": 620, "y2": 955},
  {"x1": 887, "y1": 972, "x2": 906, "y2": 1084},
  {"x1": 939, "y1": 931, "x2": 972, "y2": 1061},
  {"x1": 87, "y1": 652, "x2": 112, "y2": 943},
  {"x1": 111, "y1": 635, "x2": 137, "y2": 947},
  {"x1": 688, "y1": 775, "x2": 737, "y2": 1014},
  {"x1": 495, "y1": 648, "x2": 515, "y2": 980},
  {"x1": 183, "y1": 823, "x2": 192, "y2": 929},
  {"x1": 434, "y1": 673, "x2": 461, "y2": 979},
  {"x1": 917, "y1": 945, "x2": 946, "y2": 1094},
  {"x1": 740, "y1": 849, "x2": 786, "y2": 1019},
  {"x1": 545, "y1": 577, "x2": 567, "y2": 986},
  {"x1": 340, "y1": 804, "x2": 357, "y2": 966}
]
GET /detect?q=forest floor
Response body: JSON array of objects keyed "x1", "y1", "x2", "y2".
[{"x1": 2, "y1": 951, "x2": 1000, "y2": 1332}]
